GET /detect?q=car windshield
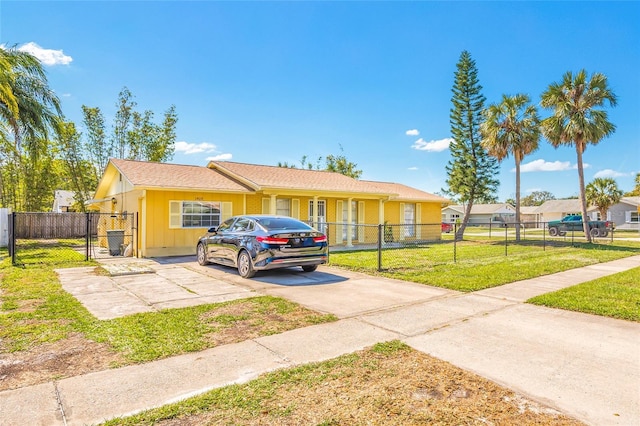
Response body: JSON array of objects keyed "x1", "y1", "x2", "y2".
[{"x1": 255, "y1": 217, "x2": 312, "y2": 231}]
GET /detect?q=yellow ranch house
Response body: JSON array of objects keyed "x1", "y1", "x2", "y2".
[{"x1": 90, "y1": 159, "x2": 449, "y2": 257}]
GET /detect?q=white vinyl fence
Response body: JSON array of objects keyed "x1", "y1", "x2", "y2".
[{"x1": 0, "y1": 208, "x2": 9, "y2": 248}]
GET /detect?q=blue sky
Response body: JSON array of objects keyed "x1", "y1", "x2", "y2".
[{"x1": 2, "y1": 1, "x2": 639, "y2": 201}]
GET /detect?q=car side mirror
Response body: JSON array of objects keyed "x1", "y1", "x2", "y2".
[{"x1": 208, "y1": 227, "x2": 218, "y2": 233}]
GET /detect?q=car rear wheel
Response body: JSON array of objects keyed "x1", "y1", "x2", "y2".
[
  {"x1": 237, "y1": 250, "x2": 255, "y2": 278},
  {"x1": 548, "y1": 227, "x2": 558, "y2": 236},
  {"x1": 301, "y1": 265, "x2": 318, "y2": 273},
  {"x1": 589, "y1": 228, "x2": 600, "y2": 237},
  {"x1": 197, "y1": 243, "x2": 209, "y2": 265}
]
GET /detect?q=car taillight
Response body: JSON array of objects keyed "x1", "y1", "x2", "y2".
[
  {"x1": 256, "y1": 236, "x2": 289, "y2": 245},
  {"x1": 313, "y1": 236, "x2": 327, "y2": 243}
]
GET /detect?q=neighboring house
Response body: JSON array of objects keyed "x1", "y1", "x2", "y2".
[
  {"x1": 441, "y1": 203, "x2": 516, "y2": 226},
  {"x1": 52, "y1": 190, "x2": 76, "y2": 212},
  {"x1": 89, "y1": 159, "x2": 449, "y2": 257},
  {"x1": 607, "y1": 197, "x2": 640, "y2": 230},
  {"x1": 519, "y1": 206, "x2": 541, "y2": 227},
  {"x1": 534, "y1": 199, "x2": 598, "y2": 223}
]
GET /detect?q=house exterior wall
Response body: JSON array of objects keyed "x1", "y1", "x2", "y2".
[
  {"x1": 142, "y1": 190, "x2": 247, "y2": 257},
  {"x1": 607, "y1": 202, "x2": 639, "y2": 230},
  {"x1": 136, "y1": 193, "x2": 445, "y2": 256}
]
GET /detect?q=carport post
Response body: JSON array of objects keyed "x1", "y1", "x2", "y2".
[{"x1": 377, "y1": 224, "x2": 382, "y2": 272}]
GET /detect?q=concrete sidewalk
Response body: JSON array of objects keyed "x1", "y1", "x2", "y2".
[{"x1": 1, "y1": 255, "x2": 638, "y2": 426}]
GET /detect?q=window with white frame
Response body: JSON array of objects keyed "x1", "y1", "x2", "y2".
[
  {"x1": 276, "y1": 198, "x2": 291, "y2": 216},
  {"x1": 342, "y1": 201, "x2": 357, "y2": 240},
  {"x1": 170, "y1": 201, "x2": 221, "y2": 228},
  {"x1": 309, "y1": 200, "x2": 326, "y2": 230},
  {"x1": 404, "y1": 203, "x2": 416, "y2": 237},
  {"x1": 629, "y1": 211, "x2": 639, "y2": 223}
]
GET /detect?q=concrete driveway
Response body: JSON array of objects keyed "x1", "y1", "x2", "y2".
[
  {"x1": 50, "y1": 254, "x2": 640, "y2": 426},
  {"x1": 166, "y1": 256, "x2": 457, "y2": 318},
  {"x1": 58, "y1": 255, "x2": 456, "y2": 320}
]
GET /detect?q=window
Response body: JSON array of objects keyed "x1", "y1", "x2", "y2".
[
  {"x1": 403, "y1": 203, "x2": 415, "y2": 237},
  {"x1": 231, "y1": 218, "x2": 254, "y2": 232},
  {"x1": 276, "y1": 199, "x2": 291, "y2": 216},
  {"x1": 309, "y1": 200, "x2": 326, "y2": 232},
  {"x1": 630, "y1": 212, "x2": 639, "y2": 223},
  {"x1": 342, "y1": 201, "x2": 357, "y2": 240},
  {"x1": 170, "y1": 201, "x2": 221, "y2": 228}
]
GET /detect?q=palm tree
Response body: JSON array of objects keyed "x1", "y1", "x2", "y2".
[
  {"x1": 0, "y1": 46, "x2": 62, "y2": 209},
  {"x1": 0, "y1": 46, "x2": 61, "y2": 146},
  {"x1": 481, "y1": 94, "x2": 540, "y2": 240},
  {"x1": 540, "y1": 70, "x2": 617, "y2": 242},
  {"x1": 586, "y1": 177, "x2": 623, "y2": 222}
]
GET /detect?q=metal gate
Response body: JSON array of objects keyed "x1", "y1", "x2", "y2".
[
  {"x1": 89, "y1": 212, "x2": 137, "y2": 259},
  {"x1": 8, "y1": 212, "x2": 137, "y2": 265}
]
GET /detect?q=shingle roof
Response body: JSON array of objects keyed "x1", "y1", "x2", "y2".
[
  {"x1": 208, "y1": 161, "x2": 381, "y2": 193},
  {"x1": 110, "y1": 159, "x2": 252, "y2": 192},
  {"x1": 534, "y1": 199, "x2": 597, "y2": 213},
  {"x1": 444, "y1": 203, "x2": 515, "y2": 214},
  {"x1": 620, "y1": 196, "x2": 640, "y2": 207},
  {"x1": 106, "y1": 159, "x2": 447, "y2": 202},
  {"x1": 362, "y1": 180, "x2": 449, "y2": 202}
]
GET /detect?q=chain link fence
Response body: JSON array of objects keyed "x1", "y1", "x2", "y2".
[
  {"x1": 7, "y1": 212, "x2": 137, "y2": 266},
  {"x1": 318, "y1": 221, "x2": 617, "y2": 272}
]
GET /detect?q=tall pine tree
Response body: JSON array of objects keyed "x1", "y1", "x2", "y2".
[{"x1": 445, "y1": 51, "x2": 499, "y2": 240}]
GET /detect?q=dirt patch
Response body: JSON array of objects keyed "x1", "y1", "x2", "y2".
[
  {"x1": 0, "y1": 333, "x2": 124, "y2": 391},
  {"x1": 147, "y1": 345, "x2": 584, "y2": 426}
]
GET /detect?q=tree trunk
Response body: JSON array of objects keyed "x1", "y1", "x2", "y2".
[
  {"x1": 515, "y1": 156, "x2": 521, "y2": 241},
  {"x1": 576, "y1": 145, "x2": 591, "y2": 242},
  {"x1": 454, "y1": 199, "x2": 474, "y2": 241}
]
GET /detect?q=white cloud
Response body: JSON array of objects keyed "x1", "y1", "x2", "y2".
[
  {"x1": 206, "y1": 153, "x2": 233, "y2": 161},
  {"x1": 518, "y1": 159, "x2": 590, "y2": 173},
  {"x1": 408, "y1": 166, "x2": 418, "y2": 171},
  {"x1": 16, "y1": 42, "x2": 72, "y2": 66},
  {"x1": 525, "y1": 188, "x2": 543, "y2": 194},
  {"x1": 405, "y1": 129, "x2": 419, "y2": 136},
  {"x1": 593, "y1": 169, "x2": 631, "y2": 178},
  {"x1": 175, "y1": 141, "x2": 217, "y2": 155},
  {"x1": 411, "y1": 137, "x2": 452, "y2": 152}
]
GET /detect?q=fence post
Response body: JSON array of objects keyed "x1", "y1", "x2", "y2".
[
  {"x1": 504, "y1": 223, "x2": 508, "y2": 256},
  {"x1": 377, "y1": 224, "x2": 382, "y2": 272},
  {"x1": 85, "y1": 212, "x2": 90, "y2": 261},
  {"x1": 10, "y1": 212, "x2": 16, "y2": 265},
  {"x1": 453, "y1": 223, "x2": 457, "y2": 263}
]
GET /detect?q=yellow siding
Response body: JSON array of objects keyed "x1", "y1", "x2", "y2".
[
  {"x1": 126, "y1": 189, "x2": 444, "y2": 256},
  {"x1": 142, "y1": 190, "x2": 247, "y2": 256},
  {"x1": 384, "y1": 201, "x2": 402, "y2": 224}
]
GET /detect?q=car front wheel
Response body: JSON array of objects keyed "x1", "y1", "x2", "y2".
[
  {"x1": 237, "y1": 250, "x2": 255, "y2": 278},
  {"x1": 548, "y1": 227, "x2": 558, "y2": 236},
  {"x1": 197, "y1": 243, "x2": 209, "y2": 265}
]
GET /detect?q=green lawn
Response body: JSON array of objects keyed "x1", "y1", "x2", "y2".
[
  {"x1": 528, "y1": 267, "x2": 640, "y2": 322},
  {"x1": 0, "y1": 246, "x2": 335, "y2": 359},
  {"x1": 329, "y1": 240, "x2": 640, "y2": 292}
]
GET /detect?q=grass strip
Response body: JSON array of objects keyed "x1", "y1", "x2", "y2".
[
  {"x1": 100, "y1": 341, "x2": 582, "y2": 426},
  {"x1": 329, "y1": 240, "x2": 640, "y2": 292},
  {"x1": 528, "y1": 267, "x2": 640, "y2": 322}
]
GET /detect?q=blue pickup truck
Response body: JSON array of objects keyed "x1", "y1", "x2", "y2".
[{"x1": 547, "y1": 215, "x2": 613, "y2": 237}]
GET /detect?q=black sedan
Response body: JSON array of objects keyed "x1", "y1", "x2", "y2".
[{"x1": 196, "y1": 215, "x2": 328, "y2": 278}]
